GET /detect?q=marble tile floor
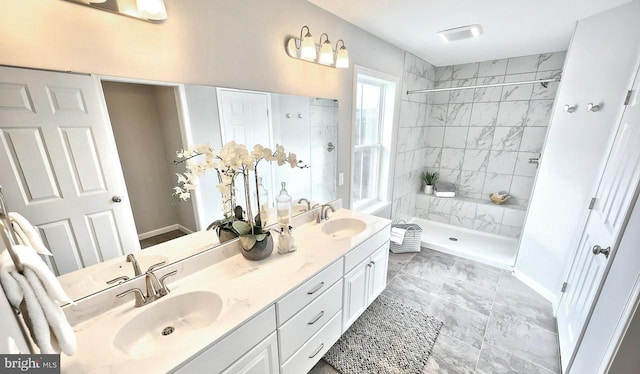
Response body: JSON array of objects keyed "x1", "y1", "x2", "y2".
[{"x1": 309, "y1": 248, "x2": 560, "y2": 374}]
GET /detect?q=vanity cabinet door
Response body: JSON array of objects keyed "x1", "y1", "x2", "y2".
[
  {"x1": 342, "y1": 259, "x2": 370, "y2": 331},
  {"x1": 221, "y1": 332, "x2": 279, "y2": 374},
  {"x1": 369, "y1": 245, "x2": 389, "y2": 300}
]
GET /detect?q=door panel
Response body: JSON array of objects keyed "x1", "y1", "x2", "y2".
[
  {"x1": 557, "y1": 64, "x2": 640, "y2": 370},
  {"x1": 0, "y1": 66, "x2": 139, "y2": 275}
]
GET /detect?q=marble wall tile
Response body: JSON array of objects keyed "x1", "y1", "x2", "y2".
[
  {"x1": 394, "y1": 151, "x2": 414, "y2": 176},
  {"x1": 532, "y1": 70, "x2": 562, "y2": 100},
  {"x1": 435, "y1": 66, "x2": 454, "y2": 82},
  {"x1": 404, "y1": 52, "x2": 417, "y2": 74},
  {"x1": 412, "y1": 148, "x2": 428, "y2": 171},
  {"x1": 396, "y1": 127, "x2": 411, "y2": 150},
  {"x1": 429, "y1": 104, "x2": 448, "y2": 126},
  {"x1": 450, "y1": 79, "x2": 477, "y2": 103},
  {"x1": 502, "y1": 209, "x2": 526, "y2": 227},
  {"x1": 446, "y1": 103, "x2": 473, "y2": 126},
  {"x1": 466, "y1": 127, "x2": 495, "y2": 150},
  {"x1": 430, "y1": 197, "x2": 453, "y2": 215},
  {"x1": 470, "y1": 102, "x2": 500, "y2": 127},
  {"x1": 474, "y1": 220, "x2": 500, "y2": 234},
  {"x1": 444, "y1": 127, "x2": 469, "y2": 148},
  {"x1": 537, "y1": 51, "x2": 566, "y2": 71},
  {"x1": 496, "y1": 101, "x2": 529, "y2": 127},
  {"x1": 451, "y1": 199, "x2": 478, "y2": 218},
  {"x1": 506, "y1": 54, "x2": 540, "y2": 74},
  {"x1": 428, "y1": 212, "x2": 450, "y2": 224},
  {"x1": 425, "y1": 147, "x2": 442, "y2": 168},
  {"x1": 519, "y1": 127, "x2": 547, "y2": 153},
  {"x1": 441, "y1": 148, "x2": 465, "y2": 170},
  {"x1": 432, "y1": 80, "x2": 452, "y2": 104},
  {"x1": 460, "y1": 171, "x2": 486, "y2": 195},
  {"x1": 415, "y1": 193, "x2": 432, "y2": 209},
  {"x1": 487, "y1": 151, "x2": 518, "y2": 174},
  {"x1": 510, "y1": 175, "x2": 535, "y2": 200},
  {"x1": 514, "y1": 151, "x2": 539, "y2": 177},
  {"x1": 474, "y1": 76, "x2": 505, "y2": 102},
  {"x1": 502, "y1": 73, "x2": 536, "y2": 101},
  {"x1": 310, "y1": 104, "x2": 323, "y2": 125},
  {"x1": 483, "y1": 173, "x2": 513, "y2": 195},
  {"x1": 524, "y1": 100, "x2": 554, "y2": 127},
  {"x1": 438, "y1": 168, "x2": 461, "y2": 185},
  {"x1": 452, "y1": 62, "x2": 480, "y2": 80},
  {"x1": 492, "y1": 127, "x2": 524, "y2": 151},
  {"x1": 462, "y1": 150, "x2": 490, "y2": 171},
  {"x1": 476, "y1": 204, "x2": 505, "y2": 224},
  {"x1": 426, "y1": 127, "x2": 445, "y2": 147},
  {"x1": 450, "y1": 215, "x2": 475, "y2": 229},
  {"x1": 478, "y1": 59, "x2": 508, "y2": 77}
]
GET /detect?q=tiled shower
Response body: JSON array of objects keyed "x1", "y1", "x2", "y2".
[{"x1": 393, "y1": 51, "x2": 565, "y2": 239}]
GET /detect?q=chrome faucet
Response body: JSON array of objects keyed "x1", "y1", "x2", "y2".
[
  {"x1": 297, "y1": 198, "x2": 312, "y2": 211},
  {"x1": 116, "y1": 262, "x2": 177, "y2": 308},
  {"x1": 126, "y1": 254, "x2": 143, "y2": 276},
  {"x1": 318, "y1": 203, "x2": 335, "y2": 223}
]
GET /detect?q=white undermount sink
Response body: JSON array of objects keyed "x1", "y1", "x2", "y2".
[
  {"x1": 113, "y1": 291, "x2": 223, "y2": 358},
  {"x1": 321, "y1": 218, "x2": 367, "y2": 238}
]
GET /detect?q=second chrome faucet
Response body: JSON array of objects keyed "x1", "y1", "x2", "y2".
[{"x1": 116, "y1": 254, "x2": 177, "y2": 307}]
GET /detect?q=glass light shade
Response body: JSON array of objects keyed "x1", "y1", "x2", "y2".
[
  {"x1": 136, "y1": 0, "x2": 167, "y2": 21},
  {"x1": 286, "y1": 38, "x2": 297, "y2": 57},
  {"x1": 335, "y1": 46, "x2": 349, "y2": 68},
  {"x1": 318, "y1": 41, "x2": 334, "y2": 65},
  {"x1": 300, "y1": 33, "x2": 317, "y2": 61}
]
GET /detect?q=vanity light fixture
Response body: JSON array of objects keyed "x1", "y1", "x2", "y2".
[
  {"x1": 438, "y1": 24, "x2": 483, "y2": 42},
  {"x1": 286, "y1": 26, "x2": 349, "y2": 69},
  {"x1": 136, "y1": 0, "x2": 168, "y2": 21}
]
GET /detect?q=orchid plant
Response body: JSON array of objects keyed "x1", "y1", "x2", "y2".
[{"x1": 174, "y1": 141, "x2": 306, "y2": 240}]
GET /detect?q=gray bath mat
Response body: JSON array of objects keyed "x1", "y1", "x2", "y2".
[{"x1": 323, "y1": 295, "x2": 443, "y2": 374}]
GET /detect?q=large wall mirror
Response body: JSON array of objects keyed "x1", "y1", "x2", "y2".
[{"x1": 0, "y1": 65, "x2": 338, "y2": 301}]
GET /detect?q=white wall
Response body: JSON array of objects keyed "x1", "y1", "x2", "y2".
[
  {"x1": 515, "y1": 0, "x2": 640, "y2": 304},
  {"x1": 0, "y1": 0, "x2": 406, "y2": 208}
]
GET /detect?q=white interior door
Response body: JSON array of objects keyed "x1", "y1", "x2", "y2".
[
  {"x1": 217, "y1": 89, "x2": 273, "y2": 212},
  {"x1": 0, "y1": 66, "x2": 139, "y2": 275},
  {"x1": 557, "y1": 67, "x2": 640, "y2": 371}
]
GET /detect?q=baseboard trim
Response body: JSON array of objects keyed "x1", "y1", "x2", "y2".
[
  {"x1": 513, "y1": 269, "x2": 559, "y2": 314},
  {"x1": 138, "y1": 224, "x2": 193, "y2": 240}
]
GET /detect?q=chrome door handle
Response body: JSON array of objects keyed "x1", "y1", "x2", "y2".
[
  {"x1": 587, "y1": 103, "x2": 601, "y2": 112},
  {"x1": 564, "y1": 104, "x2": 577, "y2": 113},
  {"x1": 112, "y1": 195, "x2": 123, "y2": 203},
  {"x1": 592, "y1": 245, "x2": 611, "y2": 258}
]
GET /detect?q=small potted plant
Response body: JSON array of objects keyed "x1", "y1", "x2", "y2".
[{"x1": 422, "y1": 170, "x2": 439, "y2": 195}]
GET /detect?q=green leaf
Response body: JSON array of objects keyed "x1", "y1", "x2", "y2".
[
  {"x1": 232, "y1": 220, "x2": 251, "y2": 235},
  {"x1": 255, "y1": 234, "x2": 267, "y2": 242}
]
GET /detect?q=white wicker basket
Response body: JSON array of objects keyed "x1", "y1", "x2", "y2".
[{"x1": 389, "y1": 223, "x2": 422, "y2": 253}]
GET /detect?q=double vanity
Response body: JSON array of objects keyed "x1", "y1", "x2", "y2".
[{"x1": 61, "y1": 206, "x2": 391, "y2": 373}]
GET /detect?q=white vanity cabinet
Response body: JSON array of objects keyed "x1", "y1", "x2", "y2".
[
  {"x1": 171, "y1": 306, "x2": 278, "y2": 374},
  {"x1": 342, "y1": 228, "x2": 390, "y2": 331}
]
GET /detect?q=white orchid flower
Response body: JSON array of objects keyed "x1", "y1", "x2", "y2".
[{"x1": 287, "y1": 152, "x2": 298, "y2": 168}]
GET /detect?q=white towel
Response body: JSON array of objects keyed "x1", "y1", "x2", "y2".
[
  {"x1": 390, "y1": 227, "x2": 406, "y2": 245},
  {"x1": 0, "y1": 246, "x2": 76, "y2": 356},
  {"x1": 7, "y1": 213, "x2": 52, "y2": 256}
]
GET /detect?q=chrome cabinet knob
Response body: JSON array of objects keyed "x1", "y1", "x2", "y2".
[
  {"x1": 592, "y1": 245, "x2": 611, "y2": 258},
  {"x1": 564, "y1": 104, "x2": 577, "y2": 113},
  {"x1": 587, "y1": 103, "x2": 601, "y2": 112},
  {"x1": 112, "y1": 195, "x2": 123, "y2": 203}
]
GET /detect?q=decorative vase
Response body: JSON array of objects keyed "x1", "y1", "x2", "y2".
[
  {"x1": 424, "y1": 185, "x2": 434, "y2": 194},
  {"x1": 239, "y1": 232, "x2": 274, "y2": 261}
]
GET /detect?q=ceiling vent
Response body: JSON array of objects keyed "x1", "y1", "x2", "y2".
[{"x1": 437, "y1": 24, "x2": 483, "y2": 42}]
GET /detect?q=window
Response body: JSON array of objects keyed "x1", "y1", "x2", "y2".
[{"x1": 351, "y1": 68, "x2": 397, "y2": 211}]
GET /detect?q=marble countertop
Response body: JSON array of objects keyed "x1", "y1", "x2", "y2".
[{"x1": 60, "y1": 208, "x2": 391, "y2": 373}]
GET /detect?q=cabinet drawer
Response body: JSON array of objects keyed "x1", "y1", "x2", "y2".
[
  {"x1": 277, "y1": 258, "x2": 343, "y2": 325},
  {"x1": 281, "y1": 311, "x2": 342, "y2": 374},
  {"x1": 171, "y1": 306, "x2": 276, "y2": 373},
  {"x1": 279, "y1": 279, "x2": 343, "y2": 361},
  {"x1": 344, "y1": 226, "x2": 390, "y2": 273}
]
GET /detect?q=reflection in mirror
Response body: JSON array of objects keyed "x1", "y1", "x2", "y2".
[
  {"x1": 60, "y1": 0, "x2": 169, "y2": 23},
  {"x1": 0, "y1": 65, "x2": 338, "y2": 301}
]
